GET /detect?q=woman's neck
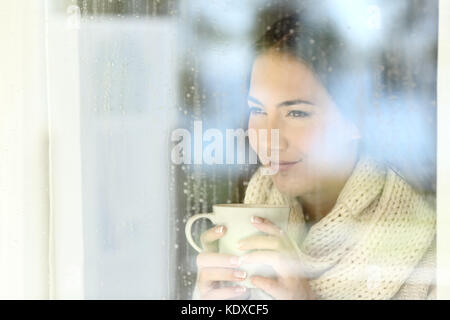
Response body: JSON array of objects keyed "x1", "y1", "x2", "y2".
[
  {"x1": 298, "y1": 154, "x2": 360, "y2": 224},
  {"x1": 299, "y1": 185, "x2": 344, "y2": 223}
]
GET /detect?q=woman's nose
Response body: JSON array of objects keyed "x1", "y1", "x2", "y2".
[{"x1": 260, "y1": 116, "x2": 287, "y2": 157}]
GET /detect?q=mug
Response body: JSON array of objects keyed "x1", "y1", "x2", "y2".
[{"x1": 185, "y1": 203, "x2": 290, "y2": 289}]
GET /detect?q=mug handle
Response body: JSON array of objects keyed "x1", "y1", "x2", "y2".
[{"x1": 185, "y1": 213, "x2": 216, "y2": 253}]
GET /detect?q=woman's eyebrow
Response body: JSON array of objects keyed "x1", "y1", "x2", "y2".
[
  {"x1": 276, "y1": 99, "x2": 314, "y2": 107},
  {"x1": 248, "y1": 96, "x2": 314, "y2": 107}
]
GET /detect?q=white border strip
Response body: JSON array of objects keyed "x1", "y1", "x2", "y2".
[
  {"x1": 437, "y1": 0, "x2": 450, "y2": 300},
  {"x1": 45, "y1": 2, "x2": 84, "y2": 299},
  {"x1": 0, "y1": 0, "x2": 50, "y2": 299}
]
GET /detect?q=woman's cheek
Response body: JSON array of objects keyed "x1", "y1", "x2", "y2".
[{"x1": 290, "y1": 125, "x2": 323, "y2": 159}]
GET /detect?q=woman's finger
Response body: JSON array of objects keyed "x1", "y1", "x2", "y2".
[
  {"x1": 196, "y1": 252, "x2": 243, "y2": 269},
  {"x1": 241, "y1": 250, "x2": 291, "y2": 275},
  {"x1": 249, "y1": 275, "x2": 283, "y2": 299},
  {"x1": 197, "y1": 267, "x2": 247, "y2": 284},
  {"x1": 202, "y1": 286, "x2": 248, "y2": 300},
  {"x1": 250, "y1": 216, "x2": 285, "y2": 236},
  {"x1": 196, "y1": 267, "x2": 247, "y2": 296},
  {"x1": 237, "y1": 235, "x2": 286, "y2": 252},
  {"x1": 200, "y1": 225, "x2": 227, "y2": 252}
]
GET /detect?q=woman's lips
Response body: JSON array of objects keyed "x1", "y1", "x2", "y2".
[{"x1": 270, "y1": 160, "x2": 301, "y2": 172}]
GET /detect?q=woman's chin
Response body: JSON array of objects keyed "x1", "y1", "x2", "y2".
[{"x1": 271, "y1": 174, "x2": 305, "y2": 197}]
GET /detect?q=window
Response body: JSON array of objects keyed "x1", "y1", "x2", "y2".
[{"x1": 1, "y1": 0, "x2": 448, "y2": 300}]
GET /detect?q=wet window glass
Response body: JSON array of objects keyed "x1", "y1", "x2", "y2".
[{"x1": 0, "y1": 0, "x2": 443, "y2": 300}]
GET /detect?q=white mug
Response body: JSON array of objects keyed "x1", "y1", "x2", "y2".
[{"x1": 185, "y1": 203, "x2": 290, "y2": 289}]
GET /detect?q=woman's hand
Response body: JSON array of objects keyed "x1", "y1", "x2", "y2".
[
  {"x1": 194, "y1": 225, "x2": 249, "y2": 300},
  {"x1": 238, "y1": 216, "x2": 315, "y2": 300}
]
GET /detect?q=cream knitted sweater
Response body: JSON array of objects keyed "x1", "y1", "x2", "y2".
[
  {"x1": 191, "y1": 155, "x2": 436, "y2": 300},
  {"x1": 242, "y1": 154, "x2": 436, "y2": 300}
]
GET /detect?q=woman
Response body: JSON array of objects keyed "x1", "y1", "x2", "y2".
[{"x1": 193, "y1": 12, "x2": 436, "y2": 300}]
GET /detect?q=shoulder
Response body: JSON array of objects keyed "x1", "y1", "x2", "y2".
[
  {"x1": 385, "y1": 162, "x2": 436, "y2": 212},
  {"x1": 382, "y1": 162, "x2": 436, "y2": 225}
]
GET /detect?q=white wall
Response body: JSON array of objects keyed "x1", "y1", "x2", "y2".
[
  {"x1": 0, "y1": 0, "x2": 50, "y2": 299},
  {"x1": 437, "y1": 0, "x2": 450, "y2": 300}
]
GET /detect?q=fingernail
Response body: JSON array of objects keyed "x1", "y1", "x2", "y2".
[
  {"x1": 237, "y1": 241, "x2": 244, "y2": 250},
  {"x1": 234, "y1": 286, "x2": 247, "y2": 293},
  {"x1": 251, "y1": 216, "x2": 263, "y2": 224},
  {"x1": 233, "y1": 270, "x2": 247, "y2": 279},
  {"x1": 215, "y1": 225, "x2": 224, "y2": 233},
  {"x1": 229, "y1": 256, "x2": 242, "y2": 267}
]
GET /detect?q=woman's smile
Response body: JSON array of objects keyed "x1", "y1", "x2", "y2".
[{"x1": 269, "y1": 159, "x2": 302, "y2": 172}]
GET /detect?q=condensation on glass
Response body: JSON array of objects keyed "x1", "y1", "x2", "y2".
[{"x1": 63, "y1": 0, "x2": 437, "y2": 299}]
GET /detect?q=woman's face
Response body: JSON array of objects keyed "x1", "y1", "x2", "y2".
[{"x1": 248, "y1": 50, "x2": 360, "y2": 197}]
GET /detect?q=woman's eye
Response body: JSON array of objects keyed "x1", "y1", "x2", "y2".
[
  {"x1": 287, "y1": 110, "x2": 310, "y2": 118},
  {"x1": 249, "y1": 107, "x2": 266, "y2": 115}
]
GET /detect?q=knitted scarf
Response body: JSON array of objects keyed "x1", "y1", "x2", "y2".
[{"x1": 243, "y1": 154, "x2": 436, "y2": 300}]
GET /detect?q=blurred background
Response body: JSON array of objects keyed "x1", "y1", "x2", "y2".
[{"x1": 0, "y1": 0, "x2": 441, "y2": 299}]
